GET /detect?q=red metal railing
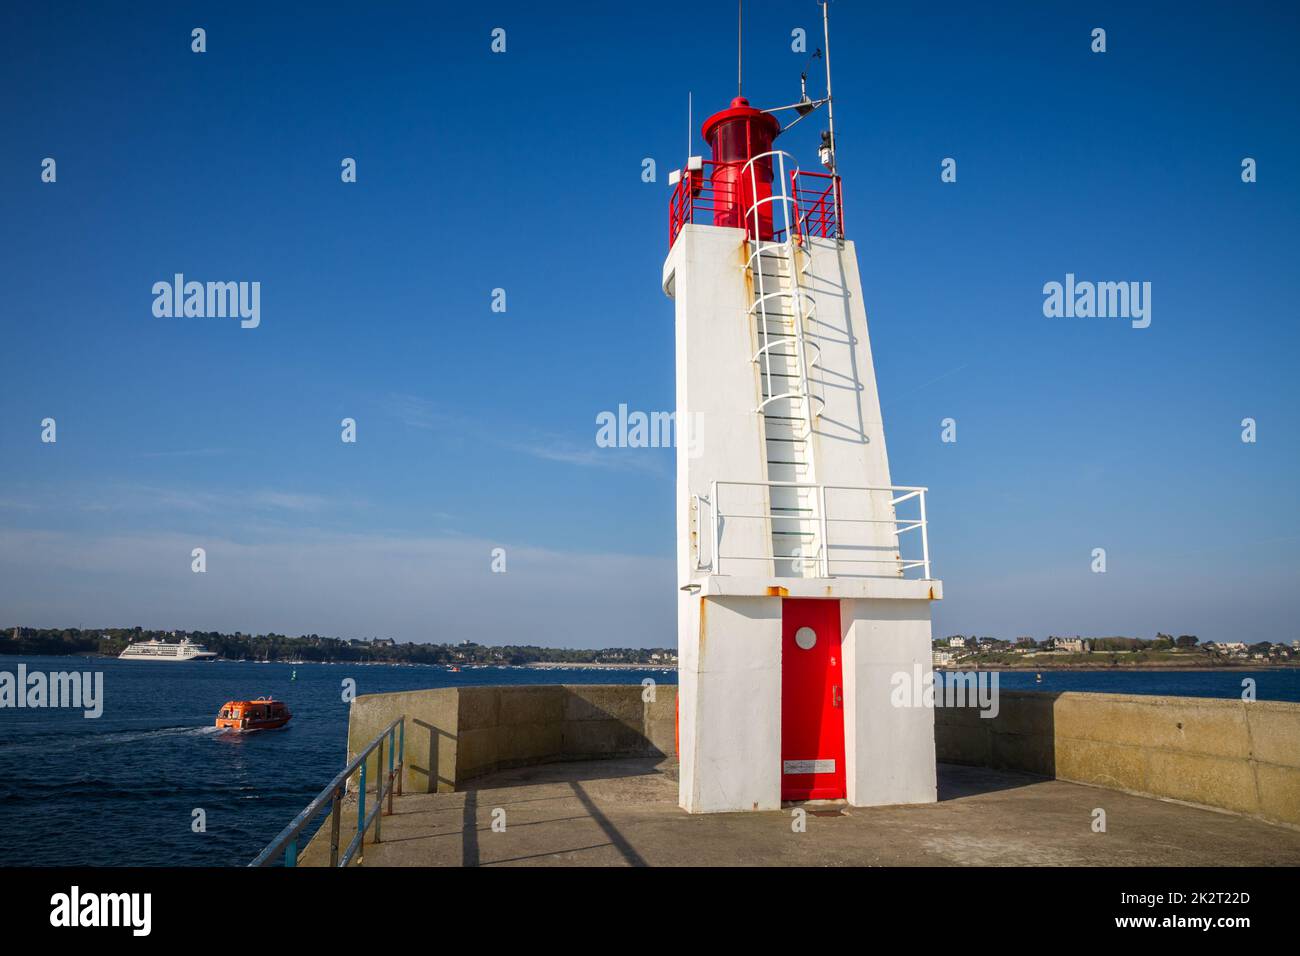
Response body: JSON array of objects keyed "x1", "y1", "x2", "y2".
[
  {"x1": 789, "y1": 170, "x2": 843, "y2": 241},
  {"x1": 668, "y1": 160, "x2": 844, "y2": 249},
  {"x1": 668, "y1": 160, "x2": 737, "y2": 248}
]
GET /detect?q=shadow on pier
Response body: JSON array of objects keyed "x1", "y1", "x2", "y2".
[{"x1": 303, "y1": 756, "x2": 1300, "y2": 868}]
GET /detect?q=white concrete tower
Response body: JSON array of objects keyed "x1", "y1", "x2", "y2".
[{"x1": 663, "y1": 79, "x2": 942, "y2": 813}]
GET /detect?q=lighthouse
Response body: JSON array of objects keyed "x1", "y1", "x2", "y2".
[{"x1": 663, "y1": 15, "x2": 942, "y2": 814}]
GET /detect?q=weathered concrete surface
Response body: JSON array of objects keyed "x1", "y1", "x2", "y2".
[
  {"x1": 935, "y1": 691, "x2": 1300, "y2": 829},
  {"x1": 341, "y1": 684, "x2": 1299, "y2": 830},
  {"x1": 842, "y1": 601, "x2": 937, "y2": 808},
  {"x1": 302, "y1": 758, "x2": 1300, "y2": 867},
  {"x1": 345, "y1": 685, "x2": 676, "y2": 796}
]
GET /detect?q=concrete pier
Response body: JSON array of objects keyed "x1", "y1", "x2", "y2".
[
  {"x1": 293, "y1": 683, "x2": 1300, "y2": 866},
  {"x1": 299, "y1": 757, "x2": 1300, "y2": 867},
  {"x1": 338, "y1": 684, "x2": 1300, "y2": 825}
]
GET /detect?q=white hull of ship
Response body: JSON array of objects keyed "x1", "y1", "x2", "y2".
[{"x1": 118, "y1": 646, "x2": 217, "y2": 662}]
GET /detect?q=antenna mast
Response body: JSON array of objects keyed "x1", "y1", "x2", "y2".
[
  {"x1": 822, "y1": 0, "x2": 836, "y2": 173},
  {"x1": 737, "y1": 0, "x2": 744, "y2": 96}
]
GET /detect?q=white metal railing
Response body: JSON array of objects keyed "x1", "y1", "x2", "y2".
[{"x1": 700, "y1": 480, "x2": 932, "y2": 580}]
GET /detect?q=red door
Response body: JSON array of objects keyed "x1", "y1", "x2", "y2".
[{"x1": 781, "y1": 599, "x2": 846, "y2": 801}]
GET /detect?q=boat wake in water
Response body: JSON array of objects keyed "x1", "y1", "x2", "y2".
[{"x1": 0, "y1": 723, "x2": 221, "y2": 756}]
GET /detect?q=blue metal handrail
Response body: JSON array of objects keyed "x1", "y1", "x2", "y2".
[{"x1": 250, "y1": 716, "x2": 405, "y2": 867}]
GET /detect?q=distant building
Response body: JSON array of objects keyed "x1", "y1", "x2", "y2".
[
  {"x1": 1055, "y1": 638, "x2": 1090, "y2": 654},
  {"x1": 932, "y1": 650, "x2": 954, "y2": 666},
  {"x1": 948, "y1": 636, "x2": 967, "y2": 648},
  {"x1": 372, "y1": 638, "x2": 396, "y2": 647}
]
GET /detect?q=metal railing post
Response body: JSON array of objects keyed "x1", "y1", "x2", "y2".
[
  {"x1": 357, "y1": 760, "x2": 366, "y2": 845},
  {"x1": 285, "y1": 838, "x2": 297, "y2": 868},
  {"x1": 329, "y1": 787, "x2": 342, "y2": 867},
  {"x1": 397, "y1": 718, "x2": 405, "y2": 797},
  {"x1": 374, "y1": 736, "x2": 384, "y2": 843},
  {"x1": 835, "y1": 175, "x2": 844, "y2": 239},
  {"x1": 387, "y1": 727, "x2": 396, "y2": 816},
  {"x1": 919, "y1": 489, "x2": 930, "y2": 579},
  {"x1": 711, "y1": 479, "x2": 721, "y2": 575},
  {"x1": 818, "y1": 484, "x2": 830, "y2": 577}
]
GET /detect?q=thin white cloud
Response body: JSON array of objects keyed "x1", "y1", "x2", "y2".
[
  {"x1": 138, "y1": 448, "x2": 230, "y2": 459},
  {"x1": 385, "y1": 392, "x2": 665, "y2": 472},
  {"x1": 505, "y1": 434, "x2": 666, "y2": 473},
  {"x1": 0, "y1": 528, "x2": 675, "y2": 648},
  {"x1": 0, "y1": 483, "x2": 356, "y2": 517},
  {"x1": 248, "y1": 490, "x2": 332, "y2": 512},
  {"x1": 384, "y1": 392, "x2": 448, "y2": 431}
]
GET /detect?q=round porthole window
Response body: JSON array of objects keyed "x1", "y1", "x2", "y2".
[{"x1": 794, "y1": 627, "x2": 817, "y2": 650}]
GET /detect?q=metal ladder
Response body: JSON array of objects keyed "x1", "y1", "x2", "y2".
[{"x1": 747, "y1": 236, "x2": 826, "y2": 577}]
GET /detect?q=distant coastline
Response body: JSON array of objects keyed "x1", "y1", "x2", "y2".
[
  {"x1": 935, "y1": 633, "x2": 1297, "y2": 670},
  {"x1": 525, "y1": 661, "x2": 676, "y2": 670},
  {"x1": 7, "y1": 626, "x2": 1293, "y2": 672},
  {"x1": 1, "y1": 626, "x2": 677, "y2": 668}
]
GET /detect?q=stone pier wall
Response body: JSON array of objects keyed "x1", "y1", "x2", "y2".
[
  {"x1": 336, "y1": 684, "x2": 1298, "y2": 829},
  {"x1": 935, "y1": 690, "x2": 1300, "y2": 829},
  {"x1": 346, "y1": 683, "x2": 677, "y2": 795}
]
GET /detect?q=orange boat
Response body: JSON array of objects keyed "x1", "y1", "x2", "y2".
[{"x1": 215, "y1": 697, "x2": 292, "y2": 732}]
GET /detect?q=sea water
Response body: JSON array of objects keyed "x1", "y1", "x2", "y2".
[
  {"x1": 1, "y1": 657, "x2": 1294, "y2": 866},
  {"x1": 0, "y1": 657, "x2": 674, "y2": 867}
]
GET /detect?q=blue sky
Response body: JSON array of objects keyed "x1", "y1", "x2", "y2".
[{"x1": 1, "y1": 1, "x2": 1297, "y2": 646}]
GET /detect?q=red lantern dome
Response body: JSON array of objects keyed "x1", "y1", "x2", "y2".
[{"x1": 701, "y1": 96, "x2": 782, "y2": 239}]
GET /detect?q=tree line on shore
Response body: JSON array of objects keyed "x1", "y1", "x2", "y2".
[
  {"x1": 937, "y1": 633, "x2": 1295, "y2": 660},
  {"x1": 1, "y1": 626, "x2": 677, "y2": 666}
]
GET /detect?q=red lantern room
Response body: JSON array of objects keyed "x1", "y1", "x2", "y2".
[{"x1": 701, "y1": 96, "x2": 783, "y2": 240}]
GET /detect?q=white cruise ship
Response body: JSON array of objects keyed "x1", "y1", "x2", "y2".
[{"x1": 118, "y1": 637, "x2": 217, "y2": 662}]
